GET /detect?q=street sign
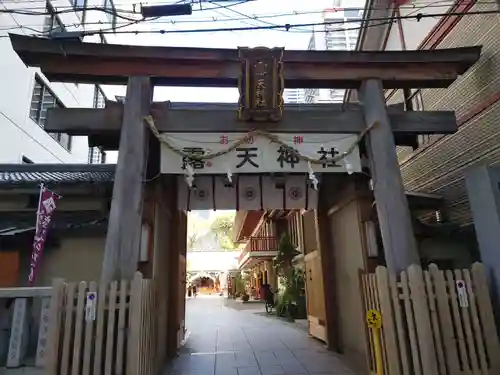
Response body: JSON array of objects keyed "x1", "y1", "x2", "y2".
[
  {"x1": 161, "y1": 132, "x2": 361, "y2": 174},
  {"x1": 366, "y1": 309, "x2": 382, "y2": 329},
  {"x1": 85, "y1": 292, "x2": 97, "y2": 322},
  {"x1": 456, "y1": 280, "x2": 469, "y2": 308}
]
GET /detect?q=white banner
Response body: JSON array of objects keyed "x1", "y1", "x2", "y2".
[
  {"x1": 161, "y1": 133, "x2": 361, "y2": 174},
  {"x1": 177, "y1": 175, "x2": 318, "y2": 211}
]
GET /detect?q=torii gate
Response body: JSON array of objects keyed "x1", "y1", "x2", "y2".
[
  {"x1": 9, "y1": 33, "x2": 480, "y2": 355},
  {"x1": 8, "y1": 34, "x2": 480, "y2": 280}
]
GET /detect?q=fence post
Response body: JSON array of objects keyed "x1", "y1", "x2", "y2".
[
  {"x1": 407, "y1": 264, "x2": 438, "y2": 375},
  {"x1": 429, "y1": 264, "x2": 459, "y2": 375},
  {"x1": 45, "y1": 278, "x2": 66, "y2": 375},
  {"x1": 127, "y1": 272, "x2": 144, "y2": 375},
  {"x1": 471, "y1": 263, "x2": 500, "y2": 373},
  {"x1": 375, "y1": 266, "x2": 401, "y2": 375}
]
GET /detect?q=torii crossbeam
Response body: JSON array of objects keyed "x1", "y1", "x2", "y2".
[{"x1": 44, "y1": 101, "x2": 457, "y2": 150}]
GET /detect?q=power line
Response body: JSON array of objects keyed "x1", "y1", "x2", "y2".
[
  {"x1": 0, "y1": 0, "x2": 487, "y2": 16},
  {"x1": 0, "y1": 0, "x2": 249, "y2": 13},
  {"x1": 1, "y1": 1, "x2": 498, "y2": 39},
  {"x1": 0, "y1": 0, "x2": 495, "y2": 33},
  {"x1": 43, "y1": 8, "x2": 500, "y2": 37}
]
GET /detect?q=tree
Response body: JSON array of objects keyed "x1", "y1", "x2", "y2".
[
  {"x1": 187, "y1": 233, "x2": 199, "y2": 250},
  {"x1": 272, "y1": 233, "x2": 304, "y2": 320},
  {"x1": 186, "y1": 212, "x2": 211, "y2": 250},
  {"x1": 210, "y1": 215, "x2": 236, "y2": 250}
]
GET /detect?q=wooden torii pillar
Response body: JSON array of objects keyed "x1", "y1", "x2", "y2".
[
  {"x1": 360, "y1": 79, "x2": 420, "y2": 272},
  {"x1": 101, "y1": 76, "x2": 153, "y2": 281},
  {"x1": 7, "y1": 34, "x2": 481, "y2": 277}
]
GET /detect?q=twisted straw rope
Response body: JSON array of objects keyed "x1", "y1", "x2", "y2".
[{"x1": 144, "y1": 115, "x2": 376, "y2": 165}]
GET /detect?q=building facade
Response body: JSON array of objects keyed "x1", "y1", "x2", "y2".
[
  {"x1": 283, "y1": 88, "x2": 306, "y2": 104},
  {"x1": 305, "y1": 4, "x2": 364, "y2": 104},
  {"x1": 0, "y1": 0, "x2": 115, "y2": 164},
  {"x1": 353, "y1": 0, "x2": 499, "y2": 249}
]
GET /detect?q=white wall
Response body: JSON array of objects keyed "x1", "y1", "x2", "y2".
[
  {"x1": 0, "y1": 0, "x2": 117, "y2": 164},
  {"x1": 187, "y1": 251, "x2": 240, "y2": 272},
  {"x1": 384, "y1": 4, "x2": 450, "y2": 51}
]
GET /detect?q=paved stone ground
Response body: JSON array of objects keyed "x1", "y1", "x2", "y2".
[{"x1": 163, "y1": 295, "x2": 358, "y2": 375}]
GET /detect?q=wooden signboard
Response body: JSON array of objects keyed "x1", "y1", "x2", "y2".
[{"x1": 237, "y1": 47, "x2": 284, "y2": 122}]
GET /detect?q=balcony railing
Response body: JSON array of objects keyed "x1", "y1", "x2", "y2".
[{"x1": 238, "y1": 236, "x2": 279, "y2": 262}]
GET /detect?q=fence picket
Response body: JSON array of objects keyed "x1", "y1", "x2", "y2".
[
  {"x1": 71, "y1": 282, "x2": 87, "y2": 375},
  {"x1": 105, "y1": 281, "x2": 118, "y2": 375},
  {"x1": 359, "y1": 269, "x2": 374, "y2": 373},
  {"x1": 446, "y1": 270, "x2": 471, "y2": 375},
  {"x1": 82, "y1": 281, "x2": 97, "y2": 375},
  {"x1": 45, "y1": 279, "x2": 65, "y2": 375},
  {"x1": 429, "y1": 264, "x2": 459, "y2": 375},
  {"x1": 401, "y1": 271, "x2": 422, "y2": 375},
  {"x1": 471, "y1": 263, "x2": 500, "y2": 374},
  {"x1": 93, "y1": 282, "x2": 108, "y2": 375},
  {"x1": 366, "y1": 273, "x2": 376, "y2": 372},
  {"x1": 424, "y1": 270, "x2": 446, "y2": 375},
  {"x1": 408, "y1": 264, "x2": 439, "y2": 375},
  {"x1": 60, "y1": 282, "x2": 76, "y2": 375},
  {"x1": 375, "y1": 266, "x2": 400, "y2": 375},
  {"x1": 456, "y1": 269, "x2": 481, "y2": 375},
  {"x1": 389, "y1": 272, "x2": 410, "y2": 375},
  {"x1": 463, "y1": 270, "x2": 488, "y2": 375},
  {"x1": 370, "y1": 273, "x2": 389, "y2": 375},
  {"x1": 127, "y1": 272, "x2": 144, "y2": 375},
  {"x1": 116, "y1": 280, "x2": 128, "y2": 375}
]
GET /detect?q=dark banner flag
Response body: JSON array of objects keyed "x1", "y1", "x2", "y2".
[{"x1": 28, "y1": 184, "x2": 60, "y2": 285}]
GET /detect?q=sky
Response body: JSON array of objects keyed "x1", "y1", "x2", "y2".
[
  {"x1": 101, "y1": 0, "x2": 367, "y2": 162},
  {"x1": 101, "y1": 0, "x2": 367, "y2": 102}
]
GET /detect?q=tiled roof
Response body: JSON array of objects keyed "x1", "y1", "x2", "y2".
[{"x1": 0, "y1": 164, "x2": 115, "y2": 185}]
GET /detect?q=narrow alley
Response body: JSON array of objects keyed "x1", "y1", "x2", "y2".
[{"x1": 164, "y1": 296, "x2": 356, "y2": 375}]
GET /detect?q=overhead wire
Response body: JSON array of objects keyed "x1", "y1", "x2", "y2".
[
  {"x1": 0, "y1": 0, "x2": 494, "y2": 30},
  {"x1": 0, "y1": 0, "x2": 497, "y2": 37},
  {"x1": 41, "y1": 8, "x2": 500, "y2": 37},
  {"x1": 0, "y1": 0, "x2": 251, "y2": 13},
  {"x1": 206, "y1": 0, "x2": 312, "y2": 33}
]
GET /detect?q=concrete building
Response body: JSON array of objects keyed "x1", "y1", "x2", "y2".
[
  {"x1": 0, "y1": 0, "x2": 115, "y2": 164},
  {"x1": 283, "y1": 88, "x2": 306, "y2": 104},
  {"x1": 350, "y1": 0, "x2": 499, "y2": 265},
  {"x1": 305, "y1": 3, "x2": 364, "y2": 104}
]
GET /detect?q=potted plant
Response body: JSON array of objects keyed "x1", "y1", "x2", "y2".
[{"x1": 273, "y1": 234, "x2": 301, "y2": 321}]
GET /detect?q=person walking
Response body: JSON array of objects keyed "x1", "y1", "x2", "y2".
[{"x1": 192, "y1": 285, "x2": 197, "y2": 298}]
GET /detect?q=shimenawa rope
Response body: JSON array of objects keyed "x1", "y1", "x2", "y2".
[{"x1": 144, "y1": 115, "x2": 376, "y2": 165}]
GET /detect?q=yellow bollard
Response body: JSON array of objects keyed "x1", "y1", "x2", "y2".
[{"x1": 366, "y1": 309, "x2": 383, "y2": 375}]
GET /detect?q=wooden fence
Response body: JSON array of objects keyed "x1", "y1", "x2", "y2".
[
  {"x1": 45, "y1": 272, "x2": 157, "y2": 375},
  {"x1": 361, "y1": 263, "x2": 500, "y2": 375}
]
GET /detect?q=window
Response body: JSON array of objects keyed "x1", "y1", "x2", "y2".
[
  {"x1": 70, "y1": 0, "x2": 87, "y2": 22},
  {"x1": 71, "y1": 0, "x2": 86, "y2": 8},
  {"x1": 22, "y1": 156, "x2": 34, "y2": 164},
  {"x1": 29, "y1": 76, "x2": 72, "y2": 151},
  {"x1": 88, "y1": 86, "x2": 107, "y2": 164},
  {"x1": 44, "y1": 3, "x2": 65, "y2": 34},
  {"x1": 93, "y1": 85, "x2": 106, "y2": 108},
  {"x1": 103, "y1": 0, "x2": 116, "y2": 26},
  {"x1": 410, "y1": 89, "x2": 425, "y2": 111},
  {"x1": 407, "y1": 89, "x2": 431, "y2": 147},
  {"x1": 88, "y1": 147, "x2": 106, "y2": 164}
]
